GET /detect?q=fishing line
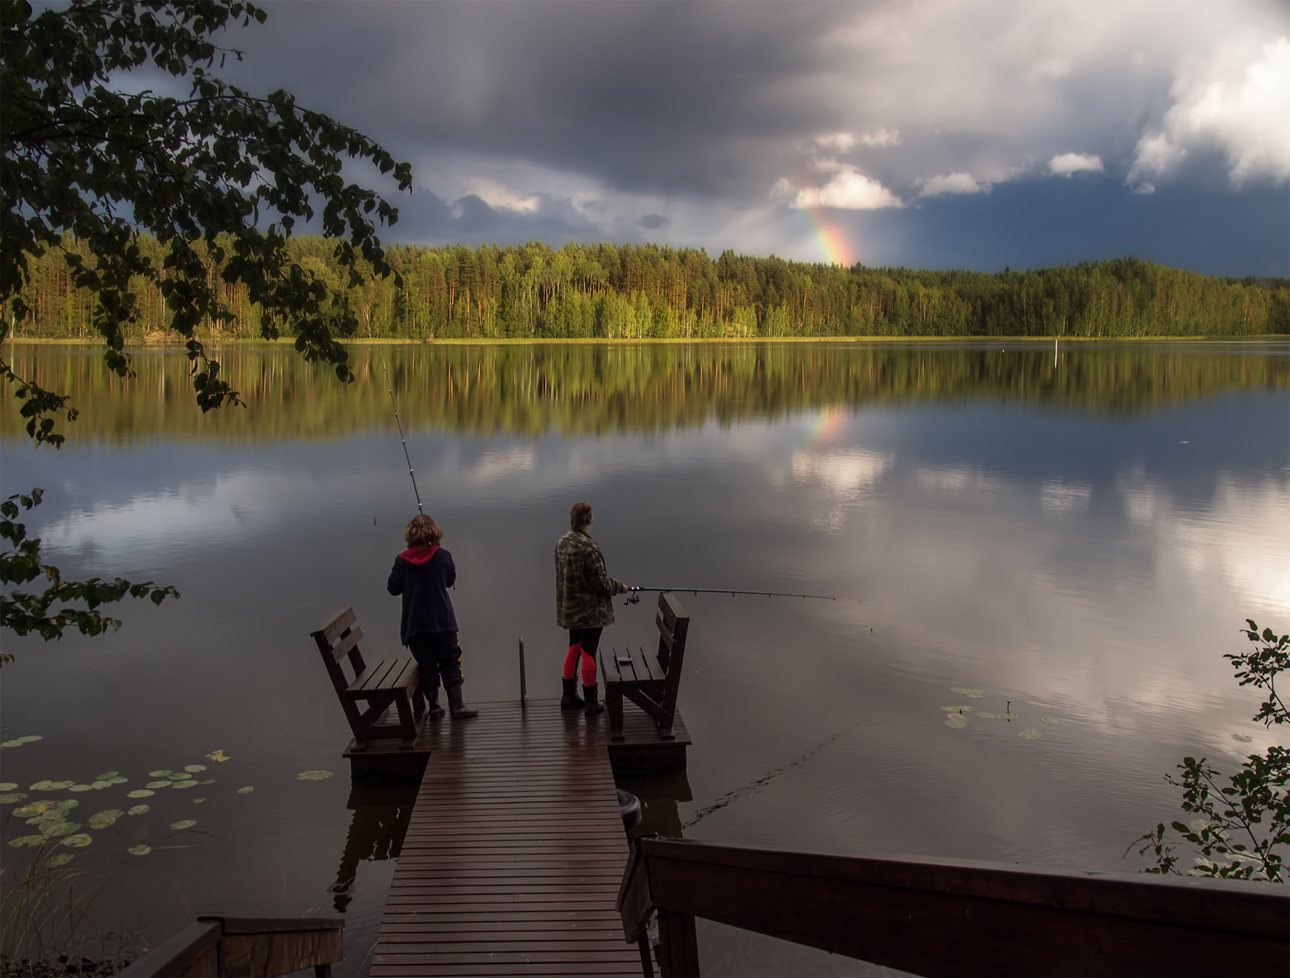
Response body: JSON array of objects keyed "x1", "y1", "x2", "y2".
[{"x1": 385, "y1": 366, "x2": 423, "y2": 515}]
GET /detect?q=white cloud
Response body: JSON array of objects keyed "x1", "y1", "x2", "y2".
[
  {"x1": 919, "y1": 172, "x2": 991, "y2": 197},
  {"x1": 1129, "y1": 36, "x2": 1290, "y2": 188},
  {"x1": 815, "y1": 132, "x2": 857, "y2": 152},
  {"x1": 465, "y1": 178, "x2": 542, "y2": 213},
  {"x1": 858, "y1": 128, "x2": 902, "y2": 147},
  {"x1": 1049, "y1": 153, "x2": 1104, "y2": 177},
  {"x1": 775, "y1": 166, "x2": 902, "y2": 210}
]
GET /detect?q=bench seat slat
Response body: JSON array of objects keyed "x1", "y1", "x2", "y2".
[{"x1": 349, "y1": 658, "x2": 417, "y2": 696}]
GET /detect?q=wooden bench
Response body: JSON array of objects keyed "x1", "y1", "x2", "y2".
[
  {"x1": 602, "y1": 592, "x2": 690, "y2": 742},
  {"x1": 311, "y1": 607, "x2": 426, "y2": 750}
]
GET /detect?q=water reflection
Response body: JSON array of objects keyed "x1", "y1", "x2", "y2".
[{"x1": 330, "y1": 782, "x2": 417, "y2": 915}]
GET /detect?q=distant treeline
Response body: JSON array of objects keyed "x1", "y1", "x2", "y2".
[{"x1": 8, "y1": 236, "x2": 1289, "y2": 341}]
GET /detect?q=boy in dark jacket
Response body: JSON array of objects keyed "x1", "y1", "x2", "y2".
[{"x1": 387, "y1": 514, "x2": 477, "y2": 720}]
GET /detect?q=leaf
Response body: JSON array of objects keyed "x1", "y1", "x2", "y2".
[
  {"x1": 1019, "y1": 729, "x2": 1042, "y2": 740},
  {"x1": 46, "y1": 853, "x2": 75, "y2": 867},
  {"x1": 0, "y1": 783, "x2": 17, "y2": 791},
  {"x1": 184, "y1": 764, "x2": 206, "y2": 773},
  {"x1": 47, "y1": 781, "x2": 75, "y2": 790},
  {"x1": 45, "y1": 821, "x2": 81, "y2": 837},
  {"x1": 59, "y1": 834, "x2": 93, "y2": 848},
  {"x1": 88, "y1": 810, "x2": 124, "y2": 828},
  {"x1": 206, "y1": 750, "x2": 230, "y2": 762},
  {"x1": 1231, "y1": 733, "x2": 1253, "y2": 743},
  {"x1": 127, "y1": 805, "x2": 150, "y2": 816},
  {"x1": 193, "y1": 798, "x2": 205, "y2": 804},
  {"x1": 167, "y1": 772, "x2": 190, "y2": 780},
  {"x1": 944, "y1": 714, "x2": 968, "y2": 729},
  {"x1": 126, "y1": 790, "x2": 155, "y2": 799},
  {"x1": 236, "y1": 786, "x2": 254, "y2": 794},
  {"x1": 974, "y1": 713, "x2": 998, "y2": 719},
  {"x1": 169, "y1": 819, "x2": 197, "y2": 830},
  {"x1": 949, "y1": 688, "x2": 985, "y2": 698},
  {"x1": 68, "y1": 784, "x2": 93, "y2": 792},
  {"x1": 108, "y1": 776, "x2": 129, "y2": 784},
  {"x1": 1040, "y1": 717, "x2": 1062, "y2": 725},
  {"x1": 146, "y1": 781, "x2": 173, "y2": 789},
  {"x1": 170, "y1": 780, "x2": 199, "y2": 789},
  {"x1": 297, "y1": 770, "x2": 334, "y2": 781},
  {"x1": 0, "y1": 793, "x2": 28, "y2": 803},
  {"x1": 941, "y1": 705, "x2": 976, "y2": 712},
  {"x1": 94, "y1": 771, "x2": 120, "y2": 780},
  {"x1": 28, "y1": 780, "x2": 53, "y2": 791},
  {"x1": 90, "y1": 781, "x2": 112, "y2": 790},
  {"x1": 127, "y1": 845, "x2": 152, "y2": 856},
  {"x1": 9, "y1": 835, "x2": 47, "y2": 847},
  {"x1": 0, "y1": 741, "x2": 24, "y2": 748},
  {"x1": 148, "y1": 770, "x2": 173, "y2": 777}
]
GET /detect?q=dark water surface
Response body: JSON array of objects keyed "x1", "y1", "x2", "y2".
[{"x1": 2, "y1": 340, "x2": 1287, "y2": 975}]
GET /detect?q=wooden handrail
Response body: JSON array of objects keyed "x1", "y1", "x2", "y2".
[
  {"x1": 618, "y1": 836, "x2": 1290, "y2": 978},
  {"x1": 118, "y1": 914, "x2": 344, "y2": 977}
]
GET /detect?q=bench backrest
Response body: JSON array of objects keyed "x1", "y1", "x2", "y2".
[
  {"x1": 655, "y1": 592, "x2": 690, "y2": 709},
  {"x1": 311, "y1": 606, "x2": 367, "y2": 700}
]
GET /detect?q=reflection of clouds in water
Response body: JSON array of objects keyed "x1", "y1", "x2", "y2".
[
  {"x1": 1040, "y1": 481, "x2": 1092, "y2": 512},
  {"x1": 916, "y1": 465, "x2": 1004, "y2": 494},
  {"x1": 464, "y1": 447, "x2": 535, "y2": 483},
  {"x1": 791, "y1": 449, "x2": 893, "y2": 530},
  {"x1": 1134, "y1": 475, "x2": 1289, "y2": 615}
]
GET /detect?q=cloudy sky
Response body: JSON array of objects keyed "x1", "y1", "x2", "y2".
[{"x1": 213, "y1": 1, "x2": 1288, "y2": 275}]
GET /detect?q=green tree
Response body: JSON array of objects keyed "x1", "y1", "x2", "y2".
[
  {"x1": 1, "y1": 0, "x2": 410, "y2": 654},
  {"x1": 1131, "y1": 621, "x2": 1288, "y2": 882}
]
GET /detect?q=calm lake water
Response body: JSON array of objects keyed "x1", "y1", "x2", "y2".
[{"x1": 2, "y1": 340, "x2": 1287, "y2": 975}]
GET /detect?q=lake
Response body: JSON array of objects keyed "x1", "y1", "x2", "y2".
[{"x1": 2, "y1": 339, "x2": 1287, "y2": 975}]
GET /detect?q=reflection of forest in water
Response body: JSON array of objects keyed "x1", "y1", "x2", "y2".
[{"x1": 3, "y1": 341, "x2": 1286, "y2": 444}]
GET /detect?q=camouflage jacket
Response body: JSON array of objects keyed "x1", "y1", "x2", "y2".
[{"x1": 555, "y1": 529, "x2": 624, "y2": 629}]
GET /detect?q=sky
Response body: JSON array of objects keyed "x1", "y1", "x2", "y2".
[{"x1": 208, "y1": 0, "x2": 1290, "y2": 275}]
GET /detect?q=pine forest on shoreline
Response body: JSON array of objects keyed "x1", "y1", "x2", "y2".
[{"x1": 8, "y1": 237, "x2": 1288, "y2": 343}]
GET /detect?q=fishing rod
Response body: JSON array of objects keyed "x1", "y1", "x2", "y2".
[
  {"x1": 625, "y1": 586, "x2": 857, "y2": 605},
  {"x1": 385, "y1": 367, "x2": 423, "y2": 515}
]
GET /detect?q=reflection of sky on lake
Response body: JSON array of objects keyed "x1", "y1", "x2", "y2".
[{"x1": 2, "y1": 378, "x2": 1287, "y2": 972}]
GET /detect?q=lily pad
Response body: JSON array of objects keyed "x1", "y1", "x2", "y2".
[
  {"x1": 949, "y1": 687, "x2": 985, "y2": 698},
  {"x1": 1040, "y1": 717, "x2": 1061, "y2": 726},
  {"x1": 29, "y1": 781, "x2": 54, "y2": 791},
  {"x1": 94, "y1": 771, "x2": 120, "y2": 780},
  {"x1": 206, "y1": 750, "x2": 229, "y2": 762},
  {"x1": 108, "y1": 776, "x2": 129, "y2": 784},
  {"x1": 184, "y1": 764, "x2": 206, "y2": 773},
  {"x1": 46, "y1": 853, "x2": 75, "y2": 868},
  {"x1": 8, "y1": 835, "x2": 47, "y2": 847},
  {"x1": 126, "y1": 790, "x2": 155, "y2": 799},
  {"x1": 974, "y1": 712, "x2": 998, "y2": 719},
  {"x1": 59, "y1": 799, "x2": 79, "y2": 809},
  {"x1": 193, "y1": 798, "x2": 206, "y2": 804},
  {"x1": 236, "y1": 787, "x2": 254, "y2": 795},
  {"x1": 170, "y1": 780, "x2": 199, "y2": 789},
  {"x1": 15, "y1": 736, "x2": 42, "y2": 744},
  {"x1": 297, "y1": 770, "x2": 334, "y2": 781},
  {"x1": 45, "y1": 822, "x2": 82, "y2": 837},
  {"x1": 145, "y1": 781, "x2": 173, "y2": 789},
  {"x1": 1232, "y1": 733, "x2": 1253, "y2": 743},
  {"x1": 127, "y1": 805, "x2": 150, "y2": 816},
  {"x1": 148, "y1": 770, "x2": 172, "y2": 777},
  {"x1": 944, "y1": 714, "x2": 968, "y2": 729},
  {"x1": 68, "y1": 785, "x2": 93, "y2": 792},
  {"x1": 169, "y1": 819, "x2": 197, "y2": 830},
  {"x1": 198, "y1": 779, "x2": 215, "y2": 785},
  {"x1": 1019, "y1": 728, "x2": 1042, "y2": 740},
  {"x1": 127, "y1": 845, "x2": 152, "y2": 856},
  {"x1": 0, "y1": 783, "x2": 18, "y2": 791},
  {"x1": 167, "y1": 772, "x2": 190, "y2": 780},
  {"x1": 59, "y1": 834, "x2": 92, "y2": 848},
  {"x1": 88, "y1": 810, "x2": 124, "y2": 829},
  {"x1": 90, "y1": 781, "x2": 112, "y2": 790},
  {"x1": 0, "y1": 793, "x2": 27, "y2": 804},
  {"x1": 46, "y1": 781, "x2": 75, "y2": 790}
]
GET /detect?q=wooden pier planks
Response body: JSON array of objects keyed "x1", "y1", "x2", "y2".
[{"x1": 371, "y1": 700, "x2": 644, "y2": 977}]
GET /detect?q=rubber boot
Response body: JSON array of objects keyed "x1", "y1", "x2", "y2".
[
  {"x1": 583, "y1": 684, "x2": 605, "y2": 717},
  {"x1": 426, "y1": 687, "x2": 444, "y2": 721},
  {"x1": 560, "y1": 677, "x2": 585, "y2": 711},
  {"x1": 446, "y1": 682, "x2": 478, "y2": 720}
]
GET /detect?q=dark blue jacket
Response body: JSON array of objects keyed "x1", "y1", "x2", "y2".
[{"x1": 387, "y1": 546, "x2": 458, "y2": 644}]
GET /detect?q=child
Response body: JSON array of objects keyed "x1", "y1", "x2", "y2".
[{"x1": 387, "y1": 514, "x2": 477, "y2": 720}]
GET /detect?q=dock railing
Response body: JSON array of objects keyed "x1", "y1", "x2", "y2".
[
  {"x1": 617, "y1": 836, "x2": 1289, "y2": 977},
  {"x1": 118, "y1": 914, "x2": 343, "y2": 977}
]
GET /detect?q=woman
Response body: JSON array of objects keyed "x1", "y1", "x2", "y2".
[
  {"x1": 388, "y1": 514, "x2": 477, "y2": 720},
  {"x1": 555, "y1": 502, "x2": 629, "y2": 716}
]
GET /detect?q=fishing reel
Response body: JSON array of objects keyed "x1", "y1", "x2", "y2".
[{"x1": 624, "y1": 588, "x2": 642, "y2": 606}]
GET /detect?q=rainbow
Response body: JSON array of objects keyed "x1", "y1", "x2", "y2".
[
  {"x1": 805, "y1": 405, "x2": 848, "y2": 449},
  {"x1": 799, "y1": 205, "x2": 854, "y2": 267}
]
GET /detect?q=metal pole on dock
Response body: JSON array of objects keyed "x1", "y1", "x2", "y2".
[{"x1": 518, "y1": 637, "x2": 527, "y2": 708}]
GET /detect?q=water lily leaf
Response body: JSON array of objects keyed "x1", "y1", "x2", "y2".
[
  {"x1": 0, "y1": 793, "x2": 27, "y2": 804},
  {"x1": 68, "y1": 785, "x2": 93, "y2": 792},
  {"x1": 0, "y1": 783, "x2": 18, "y2": 791},
  {"x1": 90, "y1": 781, "x2": 112, "y2": 790},
  {"x1": 1019, "y1": 729, "x2": 1042, "y2": 740},
  {"x1": 170, "y1": 780, "x2": 199, "y2": 789},
  {"x1": 128, "y1": 845, "x2": 151, "y2": 856},
  {"x1": 94, "y1": 771, "x2": 119, "y2": 780},
  {"x1": 169, "y1": 819, "x2": 197, "y2": 830},
  {"x1": 47, "y1": 781, "x2": 75, "y2": 790},
  {"x1": 29, "y1": 781, "x2": 53, "y2": 791},
  {"x1": 109, "y1": 776, "x2": 128, "y2": 784},
  {"x1": 944, "y1": 714, "x2": 968, "y2": 729},
  {"x1": 46, "y1": 853, "x2": 75, "y2": 868},
  {"x1": 60, "y1": 834, "x2": 92, "y2": 848},
  {"x1": 974, "y1": 713, "x2": 998, "y2": 719},
  {"x1": 88, "y1": 810, "x2": 124, "y2": 829},
  {"x1": 126, "y1": 790, "x2": 155, "y2": 799},
  {"x1": 297, "y1": 770, "x2": 334, "y2": 781},
  {"x1": 184, "y1": 764, "x2": 206, "y2": 773},
  {"x1": 9, "y1": 835, "x2": 47, "y2": 847},
  {"x1": 949, "y1": 688, "x2": 985, "y2": 698},
  {"x1": 127, "y1": 805, "x2": 150, "y2": 816},
  {"x1": 192, "y1": 798, "x2": 206, "y2": 804},
  {"x1": 36, "y1": 818, "x2": 66, "y2": 833},
  {"x1": 941, "y1": 705, "x2": 976, "y2": 712},
  {"x1": 167, "y1": 772, "x2": 189, "y2": 780},
  {"x1": 145, "y1": 781, "x2": 173, "y2": 789},
  {"x1": 59, "y1": 799, "x2": 78, "y2": 809},
  {"x1": 1232, "y1": 733, "x2": 1253, "y2": 743},
  {"x1": 46, "y1": 821, "x2": 82, "y2": 837},
  {"x1": 1, "y1": 741, "x2": 24, "y2": 748},
  {"x1": 206, "y1": 750, "x2": 230, "y2": 763},
  {"x1": 15, "y1": 736, "x2": 42, "y2": 744},
  {"x1": 1040, "y1": 717, "x2": 1061, "y2": 726},
  {"x1": 148, "y1": 770, "x2": 172, "y2": 778},
  {"x1": 236, "y1": 787, "x2": 254, "y2": 795},
  {"x1": 198, "y1": 779, "x2": 215, "y2": 785}
]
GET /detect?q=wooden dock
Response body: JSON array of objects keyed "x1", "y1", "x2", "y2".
[{"x1": 371, "y1": 699, "x2": 661, "y2": 976}]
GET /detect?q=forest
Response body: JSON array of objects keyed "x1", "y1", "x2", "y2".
[{"x1": 7, "y1": 236, "x2": 1288, "y2": 342}]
